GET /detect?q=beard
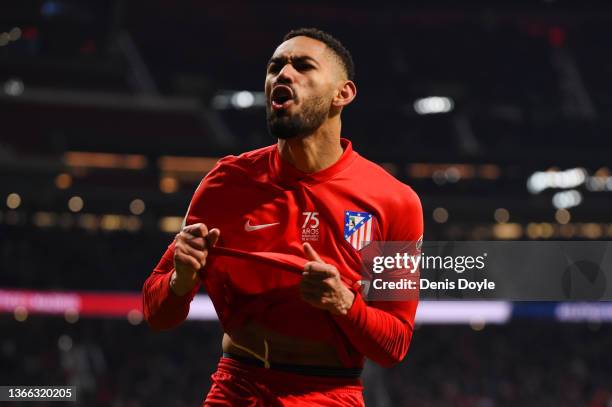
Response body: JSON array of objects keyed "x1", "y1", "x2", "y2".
[{"x1": 266, "y1": 94, "x2": 330, "y2": 140}]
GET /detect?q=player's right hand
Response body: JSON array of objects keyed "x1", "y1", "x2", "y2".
[{"x1": 171, "y1": 223, "x2": 220, "y2": 296}]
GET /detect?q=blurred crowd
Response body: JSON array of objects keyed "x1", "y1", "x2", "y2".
[
  {"x1": 1, "y1": 317, "x2": 222, "y2": 407},
  {"x1": 2, "y1": 317, "x2": 611, "y2": 407},
  {"x1": 0, "y1": 224, "x2": 168, "y2": 291}
]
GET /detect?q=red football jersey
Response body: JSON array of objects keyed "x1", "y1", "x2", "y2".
[{"x1": 143, "y1": 138, "x2": 423, "y2": 368}]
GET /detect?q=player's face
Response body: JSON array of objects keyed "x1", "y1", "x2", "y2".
[{"x1": 265, "y1": 36, "x2": 340, "y2": 140}]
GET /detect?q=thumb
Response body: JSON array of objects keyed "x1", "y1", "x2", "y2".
[
  {"x1": 206, "y1": 228, "x2": 221, "y2": 248},
  {"x1": 303, "y1": 242, "x2": 324, "y2": 263}
]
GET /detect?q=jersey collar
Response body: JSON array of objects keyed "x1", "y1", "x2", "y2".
[{"x1": 271, "y1": 138, "x2": 357, "y2": 185}]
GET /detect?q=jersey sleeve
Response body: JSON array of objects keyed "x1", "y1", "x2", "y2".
[
  {"x1": 142, "y1": 240, "x2": 201, "y2": 330},
  {"x1": 333, "y1": 186, "x2": 423, "y2": 367},
  {"x1": 142, "y1": 158, "x2": 233, "y2": 331}
]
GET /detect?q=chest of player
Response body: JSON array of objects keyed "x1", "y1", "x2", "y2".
[{"x1": 216, "y1": 183, "x2": 382, "y2": 259}]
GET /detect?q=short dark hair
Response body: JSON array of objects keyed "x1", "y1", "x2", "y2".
[{"x1": 283, "y1": 28, "x2": 355, "y2": 81}]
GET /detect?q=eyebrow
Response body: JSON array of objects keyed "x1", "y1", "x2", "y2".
[{"x1": 267, "y1": 55, "x2": 319, "y2": 67}]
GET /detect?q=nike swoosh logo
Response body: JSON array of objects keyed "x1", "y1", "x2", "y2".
[{"x1": 244, "y1": 220, "x2": 280, "y2": 232}]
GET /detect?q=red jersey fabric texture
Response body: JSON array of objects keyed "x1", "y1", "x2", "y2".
[
  {"x1": 203, "y1": 357, "x2": 365, "y2": 406},
  {"x1": 143, "y1": 138, "x2": 423, "y2": 368}
]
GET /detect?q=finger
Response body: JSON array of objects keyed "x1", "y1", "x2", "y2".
[
  {"x1": 300, "y1": 278, "x2": 330, "y2": 293},
  {"x1": 177, "y1": 248, "x2": 206, "y2": 269},
  {"x1": 183, "y1": 223, "x2": 209, "y2": 238},
  {"x1": 303, "y1": 242, "x2": 324, "y2": 263},
  {"x1": 304, "y1": 261, "x2": 337, "y2": 277},
  {"x1": 180, "y1": 234, "x2": 206, "y2": 250},
  {"x1": 303, "y1": 271, "x2": 336, "y2": 283},
  {"x1": 174, "y1": 252, "x2": 201, "y2": 271},
  {"x1": 302, "y1": 276, "x2": 334, "y2": 291},
  {"x1": 299, "y1": 287, "x2": 320, "y2": 302},
  {"x1": 300, "y1": 276, "x2": 329, "y2": 293},
  {"x1": 176, "y1": 243, "x2": 206, "y2": 265},
  {"x1": 305, "y1": 261, "x2": 335, "y2": 273},
  {"x1": 206, "y1": 228, "x2": 221, "y2": 248},
  {"x1": 299, "y1": 278, "x2": 318, "y2": 291},
  {"x1": 300, "y1": 293, "x2": 317, "y2": 304},
  {"x1": 179, "y1": 230, "x2": 205, "y2": 242}
]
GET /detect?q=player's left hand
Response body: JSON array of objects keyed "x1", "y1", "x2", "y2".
[{"x1": 300, "y1": 243, "x2": 355, "y2": 316}]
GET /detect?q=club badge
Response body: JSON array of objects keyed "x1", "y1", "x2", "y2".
[{"x1": 344, "y1": 210, "x2": 374, "y2": 250}]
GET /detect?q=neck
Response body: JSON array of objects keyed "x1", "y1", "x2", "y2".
[{"x1": 277, "y1": 120, "x2": 343, "y2": 173}]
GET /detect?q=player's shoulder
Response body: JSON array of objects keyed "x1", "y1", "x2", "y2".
[
  {"x1": 209, "y1": 144, "x2": 275, "y2": 178},
  {"x1": 192, "y1": 145, "x2": 275, "y2": 201},
  {"x1": 353, "y1": 153, "x2": 421, "y2": 207}
]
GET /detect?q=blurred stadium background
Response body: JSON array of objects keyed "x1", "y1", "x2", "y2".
[{"x1": 1, "y1": 1, "x2": 612, "y2": 406}]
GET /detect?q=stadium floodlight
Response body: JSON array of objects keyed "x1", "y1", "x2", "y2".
[
  {"x1": 6, "y1": 193, "x2": 21, "y2": 209},
  {"x1": 586, "y1": 175, "x2": 612, "y2": 192},
  {"x1": 527, "y1": 167, "x2": 587, "y2": 194},
  {"x1": 213, "y1": 90, "x2": 266, "y2": 110},
  {"x1": 4, "y1": 78, "x2": 24, "y2": 96},
  {"x1": 552, "y1": 189, "x2": 582, "y2": 209},
  {"x1": 413, "y1": 96, "x2": 454, "y2": 115},
  {"x1": 231, "y1": 90, "x2": 255, "y2": 109}
]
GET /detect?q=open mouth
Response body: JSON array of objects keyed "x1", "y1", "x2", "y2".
[{"x1": 270, "y1": 85, "x2": 295, "y2": 110}]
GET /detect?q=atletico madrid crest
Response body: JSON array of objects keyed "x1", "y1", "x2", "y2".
[{"x1": 344, "y1": 210, "x2": 374, "y2": 250}]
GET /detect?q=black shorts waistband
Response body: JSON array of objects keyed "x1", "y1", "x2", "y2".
[{"x1": 222, "y1": 352, "x2": 363, "y2": 378}]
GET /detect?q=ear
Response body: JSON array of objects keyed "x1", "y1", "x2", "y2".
[{"x1": 332, "y1": 80, "x2": 357, "y2": 108}]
